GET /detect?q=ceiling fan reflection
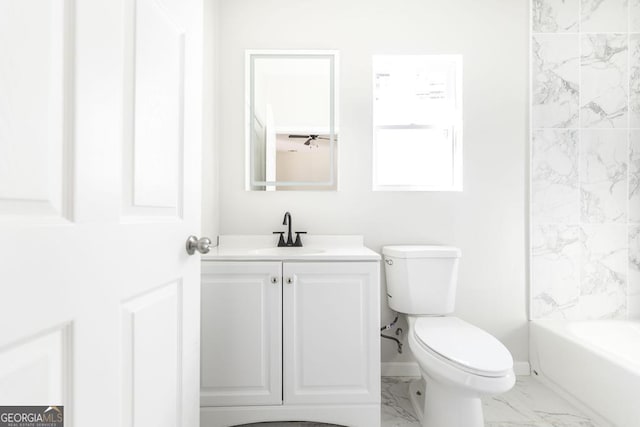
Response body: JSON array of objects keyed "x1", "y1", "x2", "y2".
[{"x1": 288, "y1": 134, "x2": 333, "y2": 147}]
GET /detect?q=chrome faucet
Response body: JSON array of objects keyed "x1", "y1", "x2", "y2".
[{"x1": 273, "y1": 211, "x2": 306, "y2": 247}]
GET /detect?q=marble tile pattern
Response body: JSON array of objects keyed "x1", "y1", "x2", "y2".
[
  {"x1": 632, "y1": 0, "x2": 640, "y2": 32},
  {"x1": 531, "y1": 0, "x2": 640, "y2": 320},
  {"x1": 532, "y1": 0, "x2": 580, "y2": 33},
  {"x1": 631, "y1": 36, "x2": 640, "y2": 128},
  {"x1": 532, "y1": 130, "x2": 580, "y2": 222},
  {"x1": 631, "y1": 131, "x2": 640, "y2": 222},
  {"x1": 383, "y1": 376, "x2": 602, "y2": 427},
  {"x1": 629, "y1": 225, "x2": 640, "y2": 317},
  {"x1": 580, "y1": 130, "x2": 627, "y2": 223},
  {"x1": 532, "y1": 35, "x2": 580, "y2": 128},
  {"x1": 236, "y1": 377, "x2": 601, "y2": 427},
  {"x1": 580, "y1": 34, "x2": 627, "y2": 129},
  {"x1": 581, "y1": 0, "x2": 628, "y2": 32},
  {"x1": 580, "y1": 224, "x2": 628, "y2": 318},
  {"x1": 481, "y1": 376, "x2": 601, "y2": 427},
  {"x1": 632, "y1": 135, "x2": 640, "y2": 293},
  {"x1": 531, "y1": 224, "x2": 581, "y2": 319}
]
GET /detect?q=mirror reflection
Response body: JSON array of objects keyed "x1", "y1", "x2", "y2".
[{"x1": 247, "y1": 51, "x2": 338, "y2": 191}]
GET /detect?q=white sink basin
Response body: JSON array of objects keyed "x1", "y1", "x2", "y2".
[{"x1": 251, "y1": 247, "x2": 326, "y2": 256}]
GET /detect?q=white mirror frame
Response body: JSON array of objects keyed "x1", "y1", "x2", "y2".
[{"x1": 245, "y1": 50, "x2": 339, "y2": 190}]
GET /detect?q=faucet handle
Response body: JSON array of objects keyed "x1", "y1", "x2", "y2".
[
  {"x1": 293, "y1": 232, "x2": 307, "y2": 247},
  {"x1": 273, "y1": 231, "x2": 286, "y2": 247}
]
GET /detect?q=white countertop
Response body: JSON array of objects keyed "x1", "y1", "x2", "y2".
[{"x1": 203, "y1": 235, "x2": 381, "y2": 261}]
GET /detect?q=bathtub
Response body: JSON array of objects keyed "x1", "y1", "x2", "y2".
[{"x1": 530, "y1": 319, "x2": 640, "y2": 427}]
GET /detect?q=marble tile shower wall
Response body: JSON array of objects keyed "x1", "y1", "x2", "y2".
[{"x1": 531, "y1": 0, "x2": 640, "y2": 319}]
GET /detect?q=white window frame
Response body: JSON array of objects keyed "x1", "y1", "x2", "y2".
[{"x1": 372, "y1": 55, "x2": 463, "y2": 192}]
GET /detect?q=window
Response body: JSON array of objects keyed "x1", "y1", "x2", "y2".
[{"x1": 372, "y1": 55, "x2": 462, "y2": 191}]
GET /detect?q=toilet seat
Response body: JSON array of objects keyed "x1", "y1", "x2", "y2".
[{"x1": 413, "y1": 317, "x2": 513, "y2": 378}]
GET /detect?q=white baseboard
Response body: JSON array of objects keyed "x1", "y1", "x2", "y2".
[
  {"x1": 513, "y1": 361, "x2": 531, "y2": 376},
  {"x1": 381, "y1": 361, "x2": 531, "y2": 377},
  {"x1": 381, "y1": 362, "x2": 421, "y2": 377}
]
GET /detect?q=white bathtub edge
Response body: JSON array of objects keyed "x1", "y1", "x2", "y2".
[{"x1": 529, "y1": 319, "x2": 640, "y2": 427}]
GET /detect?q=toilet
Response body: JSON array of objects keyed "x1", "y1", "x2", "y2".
[{"x1": 382, "y1": 245, "x2": 515, "y2": 427}]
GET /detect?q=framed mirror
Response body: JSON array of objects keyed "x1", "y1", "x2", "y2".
[{"x1": 245, "y1": 50, "x2": 338, "y2": 191}]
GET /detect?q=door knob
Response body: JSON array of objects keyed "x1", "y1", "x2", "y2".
[{"x1": 186, "y1": 235, "x2": 212, "y2": 255}]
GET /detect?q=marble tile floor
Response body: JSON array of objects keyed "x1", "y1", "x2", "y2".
[{"x1": 238, "y1": 376, "x2": 600, "y2": 427}]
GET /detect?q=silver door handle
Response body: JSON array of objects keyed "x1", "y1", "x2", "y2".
[
  {"x1": 270, "y1": 276, "x2": 279, "y2": 284},
  {"x1": 186, "y1": 235, "x2": 211, "y2": 255},
  {"x1": 286, "y1": 277, "x2": 293, "y2": 284}
]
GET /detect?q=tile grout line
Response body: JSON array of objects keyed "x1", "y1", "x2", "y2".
[
  {"x1": 627, "y1": 0, "x2": 631, "y2": 317},
  {"x1": 578, "y1": 0, "x2": 583, "y2": 317}
]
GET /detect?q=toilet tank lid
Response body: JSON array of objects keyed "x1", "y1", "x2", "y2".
[{"x1": 382, "y1": 245, "x2": 461, "y2": 259}]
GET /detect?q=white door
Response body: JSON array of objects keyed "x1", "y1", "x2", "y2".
[
  {"x1": 0, "y1": 0, "x2": 203, "y2": 426},
  {"x1": 200, "y1": 261, "x2": 283, "y2": 407},
  {"x1": 282, "y1": 262, "x2": 381, "y2": 405}
]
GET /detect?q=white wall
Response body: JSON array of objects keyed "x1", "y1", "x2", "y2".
[{"x1": 209, "y1": 0, "x2": 530, "y2": 364}]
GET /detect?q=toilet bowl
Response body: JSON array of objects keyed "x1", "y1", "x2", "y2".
[
  {"x1": 406, "y1": 316, "x2": 515, "y2": 427},
  {"x1": 382, "y1": 245, "x2": 515, "y2": 427}
]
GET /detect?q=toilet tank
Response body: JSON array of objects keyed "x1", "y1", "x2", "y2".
[{"x1": 382, "y1": 245, "x2": 461, "y2": 315}]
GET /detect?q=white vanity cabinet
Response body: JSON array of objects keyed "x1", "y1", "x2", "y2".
[
  {"x1": 200, "y1": 236, "x2": 381, "y2": 427},
  {"x1": 283, "y1": 262, "x2": 379, "y2": 405},
  {"x1": 200, "y1": 261, "x2": 282, "y2": 407}
]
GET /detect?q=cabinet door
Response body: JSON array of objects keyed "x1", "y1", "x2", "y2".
[
  {"x1": 283, "y1": 262, "x2": 380, "y2": 405},
  {"x1": 201, "y1": 261, "x2": 282, "y2": 407}
]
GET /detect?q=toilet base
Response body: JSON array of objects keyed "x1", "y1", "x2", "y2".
[{"x1": 409, "y1": 377, "x2": 484, "y2": 427}]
